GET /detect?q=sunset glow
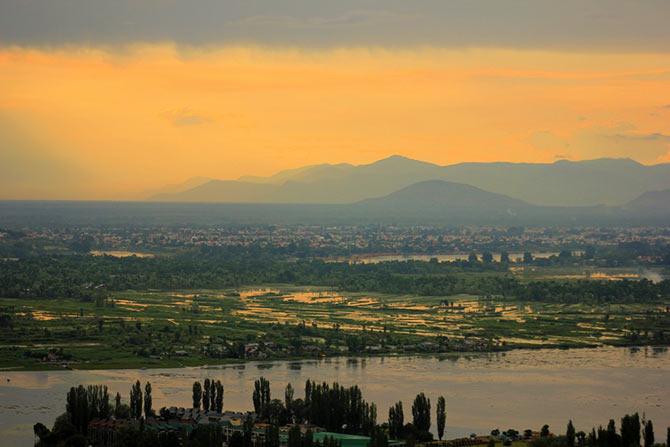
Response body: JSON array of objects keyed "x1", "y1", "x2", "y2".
[{"x1": 2, "y1": 45, "x2": 670, "y2": 199}]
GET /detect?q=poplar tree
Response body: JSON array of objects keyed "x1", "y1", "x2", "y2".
[
  {"x1": 567, "y1": 420, "x2": 576, "y2": 447},
  {"x1": 412, "y1": 393, "x2": 431, "y2": 433},
  {"x1": 643, "y1": 421, "x2": 654, "y2": 447},
  {"x1": 436, "y1": 396, "x2": 446, "y2": 441},
  {"x1": 192, "y1": 381, "x2": 202, "y2": 409},
  {"x1": 203, "y1": 378, "x2": 211, "y2": 412},
  {"x1": 388, "y1": 401, "x2": 404, "y2": 439},
  {"x1": 215, "y1": 380, "x2": 224, "y2": 413},
  {"x1": 144, "y1": 382, "x2": 153, "y2": 418}
]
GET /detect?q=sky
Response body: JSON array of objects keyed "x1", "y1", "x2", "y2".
[{"x1": 1, "y1": 1, "x2": 670, "y2": 199}]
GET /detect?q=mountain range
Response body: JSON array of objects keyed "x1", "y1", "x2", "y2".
[
  {"x1": 2, "y1": 183, "x2": 668, "y2": 226},
  {"x1": 151, "y1": 156, "x2": 670, "y2": 208}
]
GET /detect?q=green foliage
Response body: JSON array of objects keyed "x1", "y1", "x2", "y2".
[
  {"x1": 436, "y1": 396, "x2": 446, "y2": 441},
  {"x1": 192, "y1": 381, "x2": 202, "y2": 409},
  {"x1": 369, "y1": 426, "x2": 389, "y2": 447},
  {"x1": 643, "y1": 421, "x2": 654, "y2": 447},
  {"x1": 304, "y1": 380, "x2": 377, "y2": 434},
  {"x1": 621, "y1": 413, "x2": 641, "y2": 447},
  {"x1": 567, "y1": 420, "x2": 576, "y2": 447},
  {"x1": 411, "y1": 393, "x2": 431, "y2": 433},
  {"x1": 144, "y1": 382, "x2": 153, "y2": 418},
  {"x1": 66, "y1": 384, "x2": 110, "y2": 434},
  {"x1": 253, "y1": 377, "x2": 271, "y2": 418},
  {"x1": 388, "y1": 401, "x2": 404, "y2": 439},
  {"x1": 129, "y1": 380, "x2": 143, "y2": 419}
]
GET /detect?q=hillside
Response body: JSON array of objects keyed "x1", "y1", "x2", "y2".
[{"x1": 622, "y1": 189, "x2": 670, "y2": 217}]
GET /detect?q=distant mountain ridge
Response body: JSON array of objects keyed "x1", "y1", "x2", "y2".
[
  {"x1": 2, "y1": 184, "x2": 668, "y2": 226},
  {"x1": 150, "y1": 155, "x2": 670, "y2": 207}
]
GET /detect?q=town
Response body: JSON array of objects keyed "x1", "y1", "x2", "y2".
[{"x1": 3, "y1": 225, "x2": 670, "y2": 263}]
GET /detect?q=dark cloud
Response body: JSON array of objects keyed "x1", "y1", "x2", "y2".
[{"x1": 1, "y1": 0, "x2": 670, "y2": 50}]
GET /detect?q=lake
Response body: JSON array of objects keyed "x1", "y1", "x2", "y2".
[{"x1": 1, "y1": 347, "x2": 668, "y2": 447}]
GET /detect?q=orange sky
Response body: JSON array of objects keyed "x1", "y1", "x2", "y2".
[{"x1": 1, "y1": 45, "x2": 670, "y2": 199}]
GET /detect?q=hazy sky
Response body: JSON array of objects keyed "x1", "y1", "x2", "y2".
[{"x1": 1, "y1": 1, "x2": 670, "y2": 199}]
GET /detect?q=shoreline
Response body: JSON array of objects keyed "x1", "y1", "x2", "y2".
[{"x1": 2, "y1": 342, "x2": 667, "y2": 372}]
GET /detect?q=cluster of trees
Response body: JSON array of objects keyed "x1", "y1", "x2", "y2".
[
  {"x1": 303, "y1": 380, "x2": 378, "y2": 434},
  {"x1": 66, "y1": 384, "x2": 111, "y2": 434},
  {"x1": 34, "y1": 381, "x2": 155, "y2": 446},
  {"x1": 387, "y1": 392, "x2": 447, "y2": 443},
  {"x1": 128, "y1": 380, "x2": 154, "y2": 419},
  {"x1": 192, "y1": 378, "x2": 224, "y2": 412},
  {"x1": 529, "y1": 414, "x2": 665, "y2": 447},
  {"x1": 246, "y1": 377, "x2": 379, "y2": 436},
  {"x1": 2, "y1": 249, "x2": 668, "y2": 302}
]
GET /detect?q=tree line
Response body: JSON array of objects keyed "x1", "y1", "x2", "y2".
[
  {"x1": 33, "y1": 376, "x2": 669, "y2": 447},
  {"x1": 2, "y1": 249, "x2": 668, "y2": 302}
]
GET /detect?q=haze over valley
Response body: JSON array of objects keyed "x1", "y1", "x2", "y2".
[{"x1": 1, "y1": 2, "x2": 670, "y2": 447}]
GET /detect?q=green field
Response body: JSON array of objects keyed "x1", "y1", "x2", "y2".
[{"x1": 1, "y1": 285, "x2": 668, "y2": 370}]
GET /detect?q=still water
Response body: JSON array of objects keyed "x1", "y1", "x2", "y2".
[{"x1": 1, "y1": 347, "x2": 667, "y2": 447}]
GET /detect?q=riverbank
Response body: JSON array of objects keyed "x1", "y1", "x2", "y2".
[{"x1": 3, "y1": 341, "x2": 669, "y2": 372}]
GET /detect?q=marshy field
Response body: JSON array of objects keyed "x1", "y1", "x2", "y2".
[{"x1": 2, "y1": 282, "x2": 668, "y2": 370}]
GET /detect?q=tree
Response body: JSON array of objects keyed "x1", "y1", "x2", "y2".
[
  {"x1": 144, "y1": 382, "x2": 153, "y2": 418},
  {"x1": 215, "y1": 380, "x2": 224, "y2": 413},
  {"x1": 192, "y1": 381, "x2": 202, "y2": 409},
  {"x1": 621, "y1": 414, "x2": 641, "y2": 447},
  {"x1": 576, "y1": 431, "x2": 586, "y2": 447},
  {"x1": 285, "y1": 384, "x2": 295, "y2": 410},
  {"x1": 541, "y1": 425, "x2": 550, "y2": 438},
  {"x1": 567, "y1": 420, "x2": 576, "y2": 447},
  {"x1": 210, "y1": 379, "x2": 217, "y2": 412},
  {"x1": 523, "y1": 252, "x2": 534, "y2": 264},
  {"x1": 412, "y1": 393, "x2": 431, "y2": 433},
  {"x1": 436, "y1": 396, "x2": 446, "y2": 441},
  {"x1": 606, "y1": 419, "x2": 620, "y2": 447},
  {"x1": 389, "y1": 402, "x2": 404, "y2": 439},
  {"x1": 66, "y1": 385, "x2": 89, "y2": 434},
  {"x1": 500, "y1": 251, "x2": 510, "y2": 264},
  {"x1": 643, "y1": 421, "x2": 654, "y2": 447},
  {"x1": 129, "y1": 380, "x2": 142, "y2": 419},
  {"x1": 243, "y1": 414, "x2": 254, "y2": 447},
  {"x1": 115, "y1": 392, "x2": 122, "y2": 412},
  {"x1": 203, "y1": 378, "x2": 211, "y2": 412},
  {"x1": 65, "y1": 384, "x2": 110, "y2": 435},
  {"x1": 482, "y1": 252, "x2": 493, "y2": 264},
  {"x1": 267, "y1": 399, "x2": 289, "y2": 426},
  {"x1": 33, "y1": 422, "x2": 51, "y2": 443},
  {"x1": 370, "y1": 426, "x2": 389, "y2": 447},
  {"x1": 253, "y1": 377, "x2": 271, "y2": 419}
]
